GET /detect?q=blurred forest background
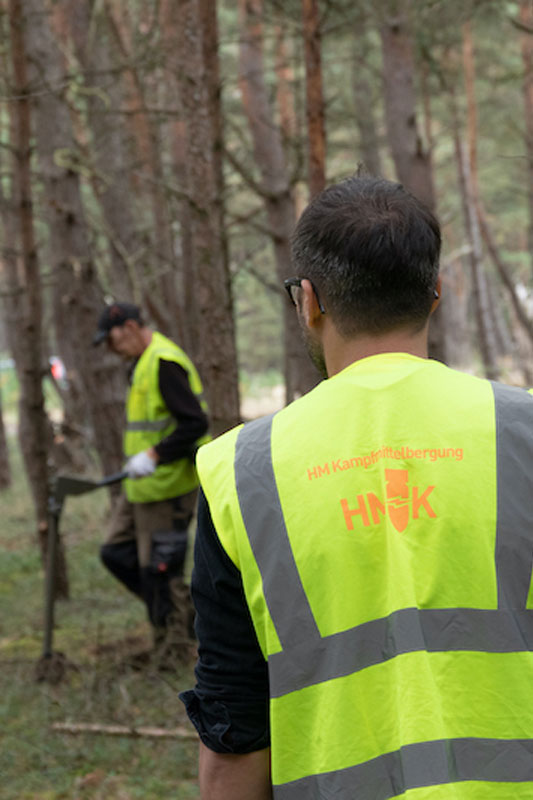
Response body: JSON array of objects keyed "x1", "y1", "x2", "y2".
[
  {"x1": 3, "y1": 0, "x2": 533, "y2": 538},
  {"x1": 1, "y1": 0, "x2": 533, "y2": 615},
  {"x1": 2, "y1": 0, "x2": 533, "y2": 795}
]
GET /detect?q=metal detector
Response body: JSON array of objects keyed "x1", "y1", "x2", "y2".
[{"x1": 35, "y1": 470, "x2": 128, "y2": 683}]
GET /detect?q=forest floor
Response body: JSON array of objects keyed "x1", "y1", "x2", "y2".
[{"x1": 0, "y1": 439, "x2": 200, "y2": 799}]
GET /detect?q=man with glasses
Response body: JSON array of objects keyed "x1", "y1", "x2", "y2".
[{"x1": 182, "y1": 176, "x2": 533, "y2": 798}]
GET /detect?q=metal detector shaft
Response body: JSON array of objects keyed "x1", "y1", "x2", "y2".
[
  {"x1": 97, "y1": 470, "x2": 129, "y2": 488},
  {"x1": 41, "y1": 470, "x2": 127, "y2": 660},
  {"x1": 42, "y1": 500, "x2": 61, "y2": 658}
]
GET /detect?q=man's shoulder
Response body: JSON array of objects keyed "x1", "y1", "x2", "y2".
[
  {"x1": 197, "y1": 423, "x2": 243, "y2": 471},
  {"x1": 197, "y1": 411, "x2": 282, "y2": 476},
  {"x1": 149, "y1": 330, "x2": 185, "y2": 358}
]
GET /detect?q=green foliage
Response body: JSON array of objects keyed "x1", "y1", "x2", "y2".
[{"x1": 0, "y1": 437, "x2": 199, "y2": 799}]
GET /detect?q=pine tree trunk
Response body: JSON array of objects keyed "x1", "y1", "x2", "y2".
[
  {"x1": 0, "y1": 387, "x2": 11, "y2": 489},
  {"x1": 238, "y1": 0, "x2": 320, "y2": 401},
  {"x1": 175, "y1": 0, "x2": 241, "y2": 436},
  {"x1": 104, "y1": 0, "x2": 181, "y2": 340},
  {"x1": 50, "y1": 0, "x2": 138, "y2": 300},
  {"x1": 24, "y1": 0, "x2": 126, "y2": 477},
  {"x1": 274, "y1": 21, "x2": 298, "y2": 148},
  {"x1": 460, "y1": 22, "x2": 500, "y2": 379},
  {"x1": 380, "y1": 0, "x2": 449, "y2": 364},
  {"x1": 8, "y1": 0, "x2": 70, "y2": 597},
  {"x1": 302, "y1": 0, "x2": 326, "y2": 197},
  {"x1": 477, "y1": 204, "x2": 533, "y2": 347},
  {"x1": 380, "y1": 1, "x2": 436, "y2": 210},
  {"x1": 352, "y1": 30, "x2": 382, "y2": 177},
  {"x1": 519, "y1": 0, "x2": 533, "y2": 278},
  {"x1": 450, "y1": 86, "x2": 499, "y2": 380}
]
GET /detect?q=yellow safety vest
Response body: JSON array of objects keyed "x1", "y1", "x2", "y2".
[
  {"x1": 197, "y1": 353, "x2": 533, "y2": 798},
  {"x1": 124, "y1": 331, "x2": 210, "y2": 503}
]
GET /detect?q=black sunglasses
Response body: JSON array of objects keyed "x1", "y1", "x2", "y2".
[{"x1": 284, "y1": 277, "x2": 326, "y2": 314}]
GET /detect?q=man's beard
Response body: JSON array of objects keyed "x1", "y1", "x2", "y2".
[{"x1": 300, "y1": 324, "x2": 328, "y2": 379}]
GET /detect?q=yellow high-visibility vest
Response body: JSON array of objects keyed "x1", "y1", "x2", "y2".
[
  {"x1": 197, "y1": 353, "x2": 533, "y2": 798},
  {"x1": 124, "y1": 330, "x2": 210, "y2": 503}
]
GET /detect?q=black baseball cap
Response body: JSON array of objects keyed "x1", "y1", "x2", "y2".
[{"x1": 92, "y1": 302, "x2": 142, "y2": 346}]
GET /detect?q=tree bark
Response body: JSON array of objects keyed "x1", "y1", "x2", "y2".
[
  {"x1": 449, "y1": 77, "x2": 499, "y2": 380},
  {"x1": 477, "y1": 204, "x2": 533, "y2": 347},
  {"x1": 519, "y1": 0, "x2": 533, "y2": 278},
  {"x1": 302, "y1": 0, "x2": 326, "y2": 197},
  {"x1": 50, "y1": 0, "x2": 138, "y2": 300},
  {"x1": 352, "y1": 29, "x2": 382, "y2": 177},
  {"x1": 24, "y1": 0, "x2": 126, "y2": 477},
  {"x1": 175, "y1": 0, "x2": 241, "y2": 436},
  {"x1": 274, "y1": 21, "x2": 298, "y2": 148},
  {"x1": 199, "y1": 0, "x2": 233, "y2": 360},
  {"x1": 104, "y1": 0, "x2": 181, "y2": 340},
  {"x1": 380, "y1": 0, "x2": 448, "y2": 364},
  {"x1": 238, "y1": 0, "x2": 320, "y2": 401},
  {"x1": 460, "y1": 21, "x2": 500, "y2": 379},
  {"x1": 380, "y1": 1, "x2": 435, "y2": 210},
  {"x1": 438, "y1": 241, "x2": 472, "y2": 369},
  {"x1": 7, "y1": 0, "x2": 68, "y2": 593},
  {"x1": 0, "y1": 386, "x2": 11, "y2": 489}
]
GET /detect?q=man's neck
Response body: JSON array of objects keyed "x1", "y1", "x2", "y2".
[{"x1": 323, "y1": 322, "x2": 429, "y2": 377}]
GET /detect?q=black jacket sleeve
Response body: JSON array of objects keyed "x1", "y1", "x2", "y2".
[
  {"x1": 179, "y1": 490, "x2": 270, "y2": 753},
  {"x1": 153, "y1": 359, "x2": 209, "y2": 464}
]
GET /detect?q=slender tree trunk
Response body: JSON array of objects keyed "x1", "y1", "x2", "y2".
[
  {"x1": 0, "y1": 40, "x2": 13, "y2": 491},
  {"x1": 380, "y1": 0, "x2": 448, "y2": 364},
  {"x1": 50, "y1": 0, "x2": 138, "y2": 300},
  {"x1": 380, "y1": 1, "x2": 435, "y2": 210},
  {"x1": 302, "y1": 0, "x2": 326, "y2": 197},
  {"x1": 238, "y1": 0, "x2": 320, "y2": 401},
  {"x1": 460, "y1": 22, "x2": 500, "y2": 379},
  {"x1": 156, "y1": 0, "x2": 191, "y2": 350},
  {"x1": 477, "y1": 204, "x2": 533, "y2": 345},
  {"x1": 460, "y1": 136, "x2": 498, "y2": 377},
  {"x1": 352, "y1": 33, "x2": 382, "y2": 177},
  {"x1": 7, "y1": 0, "x2": 69, "y2": 594},
  {"x1": 25, "y1": 0, "x2": 126, "y2": 477},
  {"x1": 486, "y1": 277, "x2": 513, "y2": 357},
  {"x1": 104, "y1": 0, "x2": 180, "y2": 339},
  {"x1": 274, "y1": 21, "x2": 298, "y2": 148},
  {"x1": 0, "y1": 387, "x2": 11, "y2": 489},
  {"x1": 175, "y1": 0, "x2": 240, "y2": 436},
  {"x1": 450, "y1": 80, "x2": 499, "y2": 379},
  {"x1": 199, "y1": 0, "x2": 226, "y2": 209},
  {"x1": 519, "y1": 0, "x2": 533, "y2": 278},
  {"x1": 199, "y1": 0, "x2": 234, "y2": 362},
  {"x1": 438, "y1": 240, "x2": 472, "y2": 369}
]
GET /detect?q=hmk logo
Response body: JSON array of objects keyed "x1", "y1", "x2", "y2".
[{"x1": 340, "y1": 468, "x2": 436, "y2": 532}]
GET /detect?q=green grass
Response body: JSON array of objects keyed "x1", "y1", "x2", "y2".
[{"x1": 0, "y1": 438, "x2": 200, "y2": 799}]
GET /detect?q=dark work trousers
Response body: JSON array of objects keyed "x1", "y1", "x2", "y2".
[{"x1": 100, "y1": 489, "x2": 197, "y2": 632}]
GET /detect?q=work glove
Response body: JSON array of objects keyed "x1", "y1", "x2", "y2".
[{"x1": 126, "y1": 450, "x2": 157, "y2": 479}]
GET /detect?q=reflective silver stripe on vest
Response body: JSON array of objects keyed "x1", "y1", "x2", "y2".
[
  {"x1": 126, "y1": 416, "x2": 174, "y2": 433},
  {"x1": 267, "y1": 605, "x2": 533, "y2": 697},
  {"x1": 492, "y1": 382, "x2": 533, "y2": 608},
  {"x1": 273, "y1": 738, "x2": 533, "y2": 799},
  {"x1": 235, "y1": 415, "x2": 321, "y2": 648}
]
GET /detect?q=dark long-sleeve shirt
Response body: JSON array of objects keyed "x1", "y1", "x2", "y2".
[
  {"x1": 179, "y1": 490, "x2": 270, "y2": 753},
  {"x1": 153, "y1": 360, "x2": 209, "y2": 464}
]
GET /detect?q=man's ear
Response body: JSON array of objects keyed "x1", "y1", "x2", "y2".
[
  {"x1": 430, "y1": 276, "x2": 442, "y2": 314},
  {"x1": 300, "y1": 279, "x2": 323, "y2": 328}
]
